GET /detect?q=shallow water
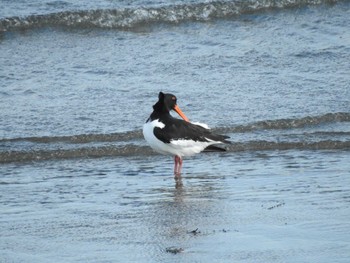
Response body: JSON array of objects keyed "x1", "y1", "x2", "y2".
[
  {"x1": 1, "y1": 0, "x2": 350, "y2": 262},
  {"x1": 1, "y1": 150, "x2": 350, "y2": 262}
]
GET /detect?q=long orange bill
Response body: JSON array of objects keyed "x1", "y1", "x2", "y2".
[{"x1": 173, "y1": 104, "x2": 190, "y2": 122}]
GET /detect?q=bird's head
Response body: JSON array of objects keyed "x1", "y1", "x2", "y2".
[{"x1": 153, "y1": 92, "x2": 189, "y2": 121}]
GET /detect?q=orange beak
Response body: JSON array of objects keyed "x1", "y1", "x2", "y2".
[{"x1": 173, "y1": 104, "x2": 189, "y2": 122}]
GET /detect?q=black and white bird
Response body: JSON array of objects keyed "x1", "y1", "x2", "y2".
[{"x1": 143, "y1": 92, "x2": 230, "y2": 175}]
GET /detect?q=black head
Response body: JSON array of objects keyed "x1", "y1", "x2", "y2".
[
  {"x1": 153, "y1": 92, "x2": 177, "y2": 112},
  {"x1": 152, "y1": 92, "x2": 189, "y2": 121}
]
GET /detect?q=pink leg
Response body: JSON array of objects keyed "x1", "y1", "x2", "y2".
[
  {"x1": 174, "y1": 155, "x2": 183, "y2": 176},
  {"x1": 174, "y1": 156, "x2": 178, "y2": 175},
  {"x1": 178, "y1": 157, "x2": 183, "y2": 174}
]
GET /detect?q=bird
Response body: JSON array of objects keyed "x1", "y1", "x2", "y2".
[{"x1": 143, "y1": 92, "x2": 230, "y2": 176}]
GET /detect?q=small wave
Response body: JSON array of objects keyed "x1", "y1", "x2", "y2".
[
  {"x1": 0, "y1": 145, "x2": 155, "y2": 163},
  {"x1": 0, "y1": 0, "x2": 340, "y2": 32},
  {"x1": 1, "y1": 112, "x2": 349, "y2": 163},
  {"x1": 228, "y1": 140, "x2": 350, "y2": 152},
  {"x1": 1, "y1": 130, "x2": 143, "y2": 144},
  {"x1": 1, "y1": 140, "x2": 349, "y2": 164},
  {"x1": 0, "y1": 112, "x2": 349, "y2": 144},
  {"x1": 218, "y1": 112, "x2": 350, "y2": 133}
]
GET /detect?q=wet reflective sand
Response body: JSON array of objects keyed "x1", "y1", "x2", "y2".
[{"x1": 1, "y1": 151, "x2": 349, "y2": 262}]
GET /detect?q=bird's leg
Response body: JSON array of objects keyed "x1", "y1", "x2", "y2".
[
  {"x1": 174, "y1": 155, "x2": 183, "y2": 176},
  {"x1": 178, "y1": 157, "x2": 183, "y2": 174},
  {"x1": 174, "y1": 156, "x2": 179, "y2": 175}
]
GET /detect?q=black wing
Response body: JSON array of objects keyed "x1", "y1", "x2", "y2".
[{"x1": 154, "y1": 117, "x2": 229, "y2": 144}]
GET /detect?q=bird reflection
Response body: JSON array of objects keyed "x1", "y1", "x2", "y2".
[{"x1": 174, "y1": 175, "x2": 183, "y2": 189}]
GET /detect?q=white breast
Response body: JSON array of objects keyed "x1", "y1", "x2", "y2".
[{"x1": 143, "y1": 119, "x2": 169, "y2": 155}]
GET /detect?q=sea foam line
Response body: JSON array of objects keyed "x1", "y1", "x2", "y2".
[{"x1": 0, "y1": 0, "x2": 340, "y2": 32}]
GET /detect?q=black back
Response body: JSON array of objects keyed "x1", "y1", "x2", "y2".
[{"x1": 147, "y1": 92, "x2": 230, "y2": 144}]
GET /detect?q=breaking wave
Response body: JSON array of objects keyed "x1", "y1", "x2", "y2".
[
  {"x1": 0, "y1": 0, "x2": 340, "y2": 32},
  {"x1": 1, "y1": 112, "x2": 349, "y2": 163}
]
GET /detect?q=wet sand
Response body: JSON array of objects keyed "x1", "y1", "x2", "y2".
[{"x1": 1, "y1": 150, "x2": 349, "y2": 262}]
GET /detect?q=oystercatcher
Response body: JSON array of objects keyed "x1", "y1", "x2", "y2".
[{"x1": 143, "y1": 92, "x2": 230, "y2": 175}]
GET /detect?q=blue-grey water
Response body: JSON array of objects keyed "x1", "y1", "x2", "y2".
[{"x1": 1, "y1": 0, "x2": 350, "y2": 262}]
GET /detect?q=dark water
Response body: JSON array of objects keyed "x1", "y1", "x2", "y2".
[{"x1": 1, "y1": 0, "x2": 350, "y2": 262}]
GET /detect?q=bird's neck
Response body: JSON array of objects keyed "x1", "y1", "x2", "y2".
[
  {"x1": 150, "y1": 110, "x2": 170, "y2": 121},
  {"x1": 152, "y1": 100, "x2": 171, "y2": 113}
]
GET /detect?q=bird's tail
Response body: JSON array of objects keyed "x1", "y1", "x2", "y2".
[{"x1": 204, "y1": 144, "x2": 228, "y2": 152}]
